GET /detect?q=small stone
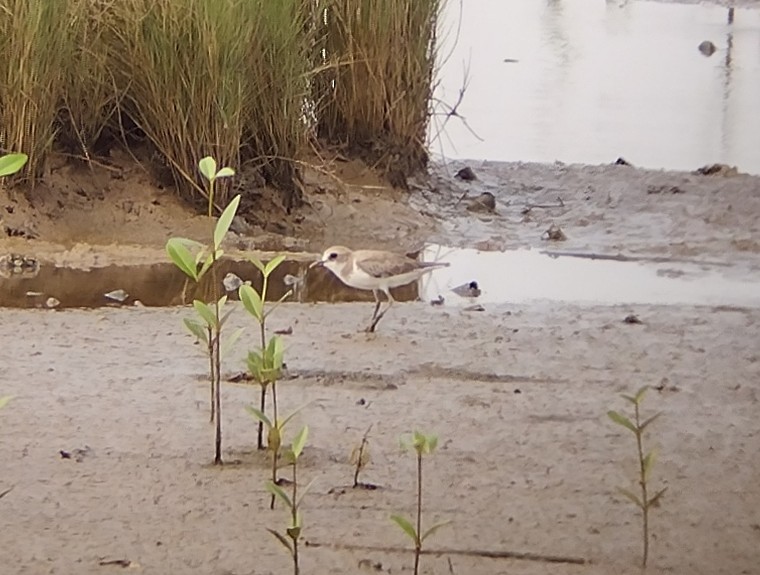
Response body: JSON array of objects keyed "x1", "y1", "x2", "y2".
[
  {"x1": 223, "y1": 273, "x2": 245, "y2": 292},
  {"x1": 45, "y1": 297, "x2": 60, "y2": 309},
  {"x1": 542, "y1": 223, "x2": 567, "y2": 241},
  {"x1": 466, "y1": 192, "x2": 496, "y2": 212}
]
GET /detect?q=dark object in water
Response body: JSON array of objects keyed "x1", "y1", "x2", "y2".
[
  {"x1": 614, "y1": 157, "x2": 633, "y2": 166},
  {"x1": 455, "y1": 166, "x2": 477, "y2": 181},
  {"x1": 698, "y1": 40, "x2": 717, "y2": 56},
  {"x1": 452, "y1": 281, "x2": 481, "y2": 298},
  {"x1": 695, "y1": 163, "x2": 738, "y2": 177}
]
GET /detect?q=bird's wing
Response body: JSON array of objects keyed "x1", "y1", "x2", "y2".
[{"x1": 354, "y1": 252, "x2": 424, "y2": 278}]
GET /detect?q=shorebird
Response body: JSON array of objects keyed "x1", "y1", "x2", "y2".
[{"x1": 310, "y1": 245, "x2": 450, "y2": 332}]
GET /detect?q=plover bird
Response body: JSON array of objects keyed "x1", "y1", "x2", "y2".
[{"x1": 310, "y1": 245, "x2": 450, "y2": 332}]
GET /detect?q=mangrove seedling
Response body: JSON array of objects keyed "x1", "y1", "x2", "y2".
[
  {"x1": 267, "y1": 425, "x2": 313, "y2": 575},
  {"x1": 391, "y1": 431, "x2": 450, "y2": 575},
  {"x1": 350, "y1": 424, "x2": 373, "y2": 488},
  {"x1": 608, "y1": 385, "x2": 667, "y2": 568},
  {"x1": 246, "y1": 397, "x2": 307, "y2": 510},
  {"x1": 239, "y1": 254, "x2": 292, "y2": 449},
  {"x1": 166, "y1": 156, "x2": 239, "y2": 464}
]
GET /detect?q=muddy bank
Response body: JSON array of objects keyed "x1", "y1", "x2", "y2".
[{"x1": 3, "y1": 155, "x2": 760, "y2": 273}]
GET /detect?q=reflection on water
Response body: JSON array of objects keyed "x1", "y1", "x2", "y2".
[
  {"x1": 2, "y1": 248, "x2": 757, "y2": 309},
  {"x1": 421, "y1": 245, "x2": 760, "y2": 307},
  {"x1": 433, "y1": 0, "x2": 760, "y2": 174}
]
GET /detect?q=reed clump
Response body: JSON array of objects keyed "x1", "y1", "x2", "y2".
[
  {"x1": 315, "y1": 0, "x2": 442, "y2": 186},
  {"x1": 0, "y1": 0, "x2": 444, "y2": 204}
]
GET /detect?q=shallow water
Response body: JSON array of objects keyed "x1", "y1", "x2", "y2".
[
  {"x1": 421, "y1": 245, "x2": 760, "y2": 308},
  {"x1": 434, "y1": 0, "x2": 760, "y2": 174},
  {"x1": 2, "y1": 248, "x2": 757, "y2": 309}
]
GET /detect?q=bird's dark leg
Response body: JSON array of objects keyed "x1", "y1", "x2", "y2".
[
  {"x1": 371, "y1": 289, "x2": 382, "y2": 320},
  {"x1": 367, "y1": 290, "x2": 394, "y2": 332}
]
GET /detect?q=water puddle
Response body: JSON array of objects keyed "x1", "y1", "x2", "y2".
[
  {"x1": 0, "y1": 257, "x2": 417, "y2": 310},
  {"x1": 421, "y1": 245, "x2": 760, "y2": 308},
  {"x1": 1, "y1": 248, "x2": 756, "y2": 309},
  {"x1": 434, "y1": 0, "x2": 760, "y2": 174}
]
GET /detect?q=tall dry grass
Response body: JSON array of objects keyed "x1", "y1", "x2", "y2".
[
  {"x1": 0, "y1": 0, "x2": 443, "y2": 204},
  {"x1": 60, "y1": 0, "x2": 121, "y2": 160},
  {"x1": 0, "y1": 0, "x2": 78, "y2": 179},
  {"x1": 105, "y1": 0, "x2": 259, "y2": 209},
  {"x1": 242, "y1": 0, "x2": 312, "y2": 210},
  {"x1": 316, "y1": 0, "x2": 443, "y2": 184}
]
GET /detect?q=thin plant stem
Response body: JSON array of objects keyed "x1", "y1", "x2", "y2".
[
  {"x1": 353, "y1": 431, "x2": 369, "y2": 488},
  {"x1": 212, "y1": 262, "x2": 222, "y2": 465},
  {"x1": 634, "y1": 402, "x2": 649, "y2": 567},
  {"x1": 292, "y1": 457, "x2": 299, "y2": 575},
  {"x1": 415, "y1": 450, "x2": 423, "y2": 575},
  {"x1": 207, "y1": 326, "x2": 214, "y2": 422},
  {"x1": 270, "y1": 447, "x2": 278, "y2": 509},
  {"x1": 209, "y1": 178, "x2": 222, "y2": 465},
  {"x1": 257, "y1": 386, "x2": 266, "y2": 450},
  {"x1": 272, "y1": 381, "x2": 279, "y2": 429}
]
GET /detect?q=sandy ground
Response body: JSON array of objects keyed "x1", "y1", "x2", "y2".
[{"x1": 1, "y1": 299, "x2": 759, "y2": 575}]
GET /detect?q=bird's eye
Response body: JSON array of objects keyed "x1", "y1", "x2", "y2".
[{"x1": 328, "y1": 252, "x2": 338, "y2": 260}]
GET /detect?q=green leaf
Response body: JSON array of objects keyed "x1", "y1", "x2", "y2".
[
  {"x1": 196, "y1": 252, "x2": 214, "y2": 281},
  {"x1": 648, "y1": 487, "x2": 668, "y2": 508},
  {"x1": 634, "y1": 385, "x2": 650, "y2": 404},
  {"x1": 0, "y1": 395, "x2": 14, "y2": 409},
  {"x1": 266, "y1": 480, "x2": 293, "y2": 508},
  {"x1": 215, "y1": 166, "x2": 235, "y2": 179},
  {"x1": 616, "y1": 487, "x2": 644, "y2": 508},
  {"x1": 390, "y1": 514, "x2": 418, "y2": 542},
  {"x1": 643, "y1": 449, "x2": 658, "y2": 481},
  {"x1": 266, "y1": 528, "x2": 294, "y2": 554},
  {"x1": 0, "y1": 153, "x2": 28, "y2": 177},
  {"x1": 248, "y1": 256, "x2": 266, "y2": 274},
  {"x1": 193, "y1": 300, "x2": 217, "y2": 329},
  {"x1": 166, "y1": 238, "x2": 199, "y2": 281},
  {"x1": 607, "y1": 410, "x2": 637, "y2": 433},
  {"x1": 221, "y1": 328, "x2": 244, "y2": 358},
  {"x1": 198, "y1": 156, "x2": 217, "y2": 182},
  {"x1": 239, "y1": 284, "x2": 263, "y2": 322},
  {"x1": 640, "y1": 412, "x2": 662, "y2": 432},
  {"x1": 264, "y1": 254, "x2": 286, "y2": 278},
  {"x1": 183, "y1": 318, "x2": 209, "y2": 343},
  {"x1": 427, "y1": 434, "x2": 438, "y2": 453},
  {"x1": 267, "y1": 335, "x2": 285, "y2": 371},
  {"x1": 213, "y1": 195, "x2": 241, "y2": 251},
  {"x1": 291, "y1": 426, "x2": 309, "y2": 460},
  {"x1": 421, "y1": 520, "x2": 452, "y2": 542},
  {"x1": 245, "y1": 405, "x2": 272, "y2": 428}
]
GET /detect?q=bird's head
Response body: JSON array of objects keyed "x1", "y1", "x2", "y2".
[{"x1": 309, "y1": 245, "x2": 352, "y2": 272}]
